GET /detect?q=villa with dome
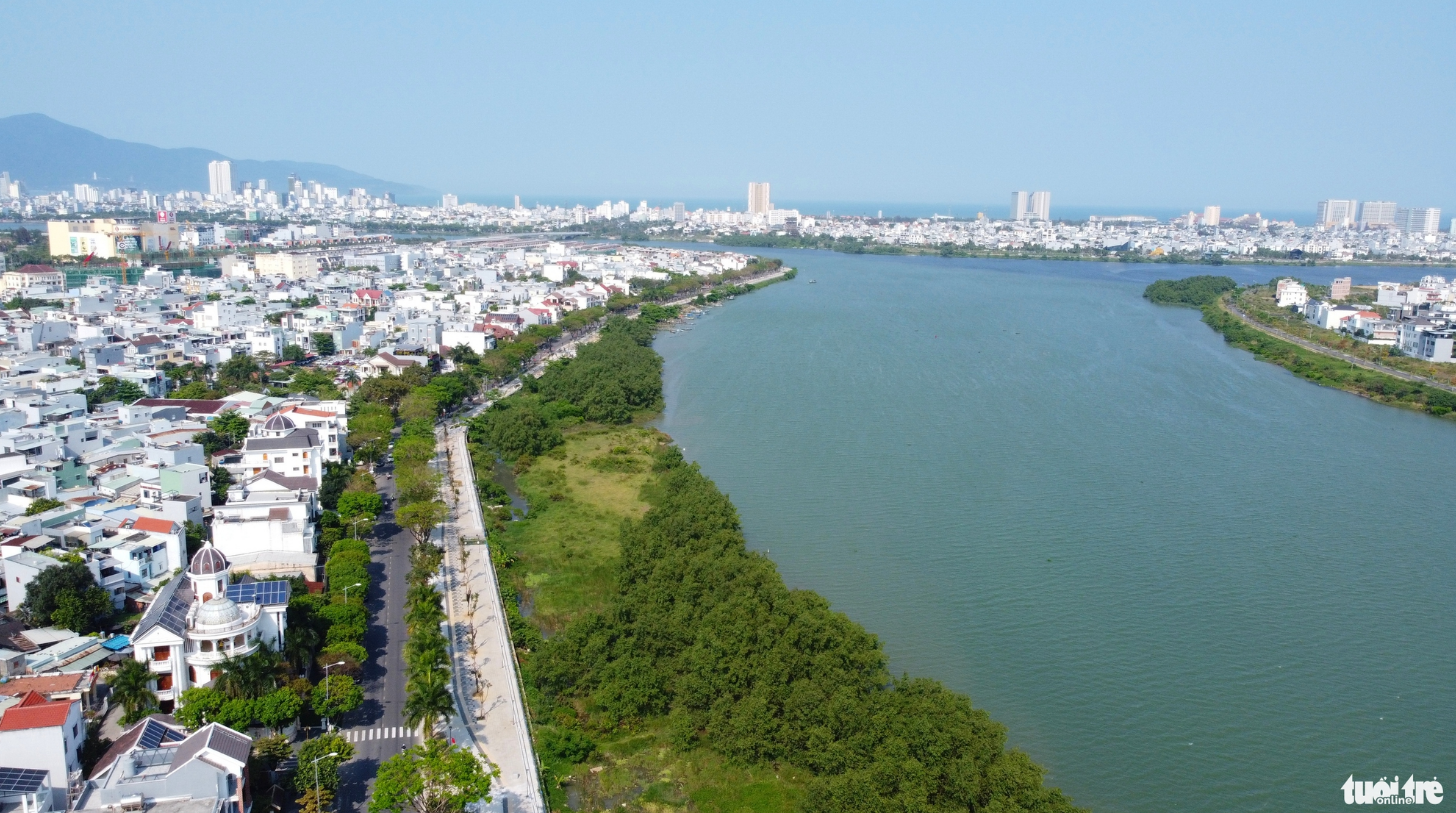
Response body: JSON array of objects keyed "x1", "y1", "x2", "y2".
[
  {"x1": 222, "y1": 412, "x2": 328, "y2": 488},
  {"x1": 129, "y1": 544, "x2": 290, "y2": 711}
]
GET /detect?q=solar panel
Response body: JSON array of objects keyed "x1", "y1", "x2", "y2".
[
  {"x1": 138, "y1": 720, "x2": 166, "y2": 749},
  {"x1": 0, "y1": 767, "x2": 50, "y2": 794},
  {"x1": 157, "y1": 592, "x2": 191, "y2": 636},
  {"x1": 227, "y1": 581, "x2": 289, "y2": 606}
]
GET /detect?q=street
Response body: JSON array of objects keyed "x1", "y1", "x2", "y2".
[{"x1": 335, "y1": 460, "x2": 417, "y2": 813}]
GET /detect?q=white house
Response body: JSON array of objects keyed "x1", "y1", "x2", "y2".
[
  {"x1": 211, "y1": 471, "x2": 319, "y2": 579},
  {"x1": 226, "y1": 414, "x2": 326, "y2": 487},
  {"x1": 1275, "y1": 279, "x2": 1308, "y2": 308},
  {"x1": 0, "y1": 691, "x2": 85, "y2": 809},
  {"x1": 129, "y1": 545, "x2": 289, "y2": 711},
  {"x1": 77, "y1": 718, "x2": 251, "y2": 813}
]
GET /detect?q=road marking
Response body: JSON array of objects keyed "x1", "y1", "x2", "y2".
[{"x1": 344, "y1": 726, "x2": 410, "y2": 743}]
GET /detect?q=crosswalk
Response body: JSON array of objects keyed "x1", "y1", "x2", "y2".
[{"x1": 341, "y1": 726, "x2": 415, "y2": 743}]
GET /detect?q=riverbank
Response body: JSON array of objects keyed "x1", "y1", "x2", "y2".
[
  {"x1": 1199, "y1": 293, "x2": 1456, "y2": 418},
  {"x1": 635, "y1": 233, "x2": 1456, "y2": 269},
  {"x1": 464, "y1": 284, "x2": 1085, "y2": 813}
]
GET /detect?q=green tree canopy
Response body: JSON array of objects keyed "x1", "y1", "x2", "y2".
[
  {"x1": 216, "y1": 354, "x2": 263, "y2": 393},
  {"x1": 293, "y1": 733, "x2": 354, "y2": 793},
  {"x1": 174, "y1": 687, "x2": 226, "y2": 730},
  {"x1": 336, "y1": 491, "x2": 383, "y2": 520},
  {"x1": 24, "y1": 498, "x2": 63, "y2": 515},
  {"x1": 369, "y1": 739, "x2": 495, "y2": 813},
  {"x1": 282, "y1": 344, "x2": 307, "y2": 362},
  {"x1": 396, "y1": 501, "x2": 447, "y2": 546},
  {"x1": 87, "y1": 376, "x2": 145, "y2": 409},
  {"x1": 111, "y1": 659, "x2": 159, "y2": 725},
  {"x1": 312, "y1": 674, "x2": 363, "y2": 719},
  {"x1": 254, "y1": 687, "x2": 304, "y2": 731},
  {"x1": 21, "y1": 560, "x2": 106, "y2": 628}
]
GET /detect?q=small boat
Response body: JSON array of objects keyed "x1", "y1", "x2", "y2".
[{"x1": 808, "y1": 279, "x2": 817, "y2": 284}]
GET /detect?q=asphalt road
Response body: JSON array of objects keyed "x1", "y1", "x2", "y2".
[{"x1": 335, "y1": 461, "x2": 416, "y2": 813}]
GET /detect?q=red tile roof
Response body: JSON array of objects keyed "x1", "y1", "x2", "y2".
[
  {"x1": 132, "y1": 517, "x2": 177, "y2": 534},
  {"x1": 0, "y1": 675, "x2": 84, "y2": 697},
  {"x1": 0, "y1": 692, "x2": 73, "y2": 730}
]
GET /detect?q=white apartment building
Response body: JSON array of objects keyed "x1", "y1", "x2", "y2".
[
  {"x1": 254, "y1": 253, "x2": 319, "y2": 279},
  {"x1": 1316, "y1": 199, "x2": 1358, "y2": 229},
  {"x1": 1397, "y1": 207, "x2": 1442, "y2": 235},
  {"x1": 1359, "y1": 201, "x2": 1397, "y2": 227},
  {"x1": 1012, "y1": 191, "x2": 1052, "y2": 222},
  {"x1": 207, "y1": 160, "x2": 233, "y2": 198},
  {"x1": 1203, "y1": 205, "x2": 1222, "y2": 228},
  {"x1": 1275, "y1": 279, "x2": 1309, "y2": 308}
]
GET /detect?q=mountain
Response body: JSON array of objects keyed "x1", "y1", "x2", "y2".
[{"x1": 0, "y1": 113, "x2": 436, "y2": 201}]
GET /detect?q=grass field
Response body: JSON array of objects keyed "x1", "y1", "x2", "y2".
[{"x1": 484, "y1": 423, "x2": 810, "y2": 812}]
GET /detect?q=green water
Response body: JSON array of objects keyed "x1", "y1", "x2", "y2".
[{"x1": 652, "y1": 252, "x2": 1455, "y2": 812}]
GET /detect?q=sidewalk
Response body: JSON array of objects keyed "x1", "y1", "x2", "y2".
[{"x1": 437, "y1": 425, "x2": 543, "y2": 813}]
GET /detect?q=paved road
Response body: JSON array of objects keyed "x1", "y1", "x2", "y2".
[
  {"x1": 1224, "y1": 299, "x2": 1456, "y2": 394},
  {"x1": 336, "y1": 461, "x2": 417, "y2": 813}
]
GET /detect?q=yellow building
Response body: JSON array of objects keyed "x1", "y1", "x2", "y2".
[{"x1": 47, "y1": 219, "x2": 179, "y2": 258}]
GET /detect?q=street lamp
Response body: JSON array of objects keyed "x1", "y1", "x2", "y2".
[
  {"x1": 312, "y1": 751, "x2": 340, "y2": 802},
  {"x1": 349, "y1": 516, "x2": 369, "y2": 540},
  {"x1": 321, "y1": 660, "x2": 346, "y2": 730},
  {"x1": 342, "y1": 582, "x2": 363, "y2": 603}
]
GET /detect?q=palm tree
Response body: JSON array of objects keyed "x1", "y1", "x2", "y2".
[
  {"x1": 403, "y1": 667, "x2": 453, "y2": 738},
  {"x1": 214, "y1": 646, "x2": 282, "y2": 699},
  {"x1": 284, "y1": 610, "x2": 321, "y2": 675},
  {"x1": 111, "y1": 659, "x2": 159, "y2": 725}
]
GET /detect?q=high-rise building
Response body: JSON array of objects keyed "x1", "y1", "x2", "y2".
[
  {"x1": 748, "y1": 182, "x2": 772, "y2": 214},
  {"x1": 513, "y1": 195, "x2": 521, "y2": 209},
  {"x1": 1012, "y1": 191, "x2": 1051, "y2": 222},
  {"x1": 1316, "y1": 199, "x2": 1359, "y2": 229},
  {"x1": 1203, "y1": 205, "x2": 1222, "y2": 228},
  {"x1": 441, "y1": 193, "x2": 458, "y2": 208},
  {"x1": 1396, "y1": 207, "x2": 1442, "y2": 235},
  {"x1": 672, "y1": 202, "x2": 686, "y2": 222},
  {"x1": 207, "y1": 160, "x2": 233, "y2": 198},
  {"x1": 1358, "y1": 201, "x2": 1396, "y2": 227}
]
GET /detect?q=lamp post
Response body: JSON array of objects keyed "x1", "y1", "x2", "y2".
[
  {"x1": 342, "y1": 582, "x2": 363, "y2": 603},
  {"x1": 349, "y1": 516, "x2": 369, "y2": 540},
  {"x1": 321, "y1": 660, "x2": 346, "y2": 730},
  {"x1": 312, "y1": 751, "x2": 339, "y2": 804}
]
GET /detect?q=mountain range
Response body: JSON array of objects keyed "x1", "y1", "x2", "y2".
[{"x1": 0, "y1": 113, "x2": 436, "y2": 202}]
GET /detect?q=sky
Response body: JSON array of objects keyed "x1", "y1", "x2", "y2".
[{"x1": 3, "y1": 1, "x2": 1453, "y2": 216}]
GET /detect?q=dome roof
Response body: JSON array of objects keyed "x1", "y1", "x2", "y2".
[
  {"x1": 189, "y1": 545, "x2": 229, "y2": 576},
  {"x1": 195, "y1": 595, "x2": 242, "y2": 627},
  {"x1": 262, "y1": 413, "x2": 296, "y2": 432}
]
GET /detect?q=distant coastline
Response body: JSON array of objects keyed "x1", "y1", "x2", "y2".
[{"x1": 649, "y1": 233, "x2": 1456, "y2": 269}]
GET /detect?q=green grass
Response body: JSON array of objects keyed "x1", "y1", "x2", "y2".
[
  {"x1": 494, "y1": 425, "x2": 662, "y2": 633},
  {"x1": 482, "y1": 424, "x2": 811, "y2": 811}
]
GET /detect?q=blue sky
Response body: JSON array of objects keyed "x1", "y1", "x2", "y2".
[{"x1": 3, "y1": 1, "x2": 1452, "y2": 216}]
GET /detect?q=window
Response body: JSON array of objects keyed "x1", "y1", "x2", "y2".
[
  {"x1": 152, "y1": 646, "x2": 170, "y2": 661},
  {"x1": 302, "y1": 452, "x2": 308, "y2": 459}
]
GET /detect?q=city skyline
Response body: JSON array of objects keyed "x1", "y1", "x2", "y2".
[{"x1": 0, "y1": 2, "x2": 1453, "y2": 213}]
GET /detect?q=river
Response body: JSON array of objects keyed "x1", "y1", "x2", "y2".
[{"x1": 650, "y1": 250, "x2": 1456, "y2": 813}]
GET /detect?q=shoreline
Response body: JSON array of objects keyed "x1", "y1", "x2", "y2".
[
  {"x1": 631, "y1": 235, "x2": 1456, "y2": 269},
  {"x1": 463, "y1": 278, "x2": 1087, "y2": 812},
  {"x1": 1198, "y1": 293, "x2": 1456, "y2": 418}
]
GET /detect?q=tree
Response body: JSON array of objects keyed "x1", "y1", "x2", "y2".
[
  {"x1": 213, "y1": 698, "x2": 255, "y2": 730},
  {"x1": 216, "y1": 354, "x2": 262, "y2": 393},
  {"x1": 24, "y1": 498, "x2": 63, "y2": 515},
  {"x1": 254, "y1": 687, "x2": 303, "y2": 732},
  {"x1": 293, "y1": 733, "x2": 354, "y2": 793},
  {"x1": 184, "y1": 521, "x2": 206, "y2": 559},
  {"x1": 214, "y1": 646, "x2": 282, "y2": 699},
  {"x1": 111, "y1": 659, "x2": 159, "y2": 725},
  {"x1": 311, "y1": 333, "x2": 336, "y2": 356},
  {"x1": 336, "y1": 491, "x2": 383, "y2": 520},
  {"x1": 174, "y1": 687, "x2": 226, "y2": 730},
  {"x1": 86, "y1": 376, "x2": 145, "y2": 409},
  {"x1": 404, "y1": 666, "x2": 454, "y2": 738},
  {"x1": 171, "y1": 381, "x2": 215, "y2": 399},
  {"x1": 211, "y1": 411, "x2": 251, "y2": 447},
  {"x1": 21, "y1": 560, "x2": 102, "y2": 627},
  {"x1": 210, "y1": 466, "x2": 233, "y2": 505},
  {"x1": 311, "y1": 674, "x2": 363, "y2": 719},
  {"x1": 396, "y1": 501, "x2": 447, "y2": 546},
  {"x1": 298, "y1": 788, "x2": 333, "y2": 813},
  {"x1": 369, "y1": 739, "x2": 495, "y2": 813},
  {"x1": 51, "y1": 587, "x2": 114, "y2": 633},
  {"x1": 281, "y1": 344, "x2": 307, "y2": 363}
]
